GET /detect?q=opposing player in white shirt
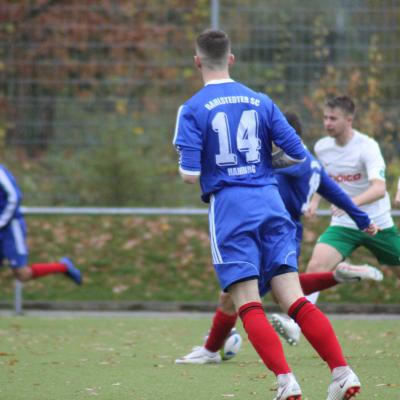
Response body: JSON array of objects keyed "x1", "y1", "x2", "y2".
[{"x1": 272, "y1": 96, "x2": 400, "y2": 355}]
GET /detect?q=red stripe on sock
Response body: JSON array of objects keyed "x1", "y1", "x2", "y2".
[
  {"x1": 30, "y1": 263, "x2": 67, "y2": 278},
  {"x1": 299, "y1": 272, "x2": 337, "y2": 295},
  {"x1": 205, "y1": 308, "x2": 238, "y2": 352},
  {"x1": 289, "y1": 297, "x2": 347, "y2": 370},
  {"x1": 239, "y1": 302, "x2": 291, "y2": 375}
]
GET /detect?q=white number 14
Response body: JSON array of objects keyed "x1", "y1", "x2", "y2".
[{"x1": 212, "y1": 110, "x2": 261, "y2": 166}]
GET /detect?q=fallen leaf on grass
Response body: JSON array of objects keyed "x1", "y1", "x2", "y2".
[
  {"x1": 376, "y1": 383, "x2": 399, "y2": 388},
  {"x1": 112, "y1": 284, "x2": 129, "y2": 294}
]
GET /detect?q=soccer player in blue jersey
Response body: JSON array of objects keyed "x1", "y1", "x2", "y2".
[
  {"x1": 173, "y1": 29, "x2": 375, "y2": 400},
  {"x1": 175, "y1": 108, "x2": 379, "y2": 399},
  {"x1": 0, "y1": 164, "x2": 82, "y2": 284}
]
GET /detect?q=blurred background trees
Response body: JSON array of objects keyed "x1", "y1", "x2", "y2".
[{"x1": 0, "y1": 0, "x2": 399, "y2": 206}]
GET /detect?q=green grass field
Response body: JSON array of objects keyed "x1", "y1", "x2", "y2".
[{"x1": 0, "y1": 314, "x2": 399, "y2": 400}]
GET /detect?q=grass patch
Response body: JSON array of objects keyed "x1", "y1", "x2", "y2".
[{"x1": 0, "y1": 315, "x2": 399, "y2": 399}]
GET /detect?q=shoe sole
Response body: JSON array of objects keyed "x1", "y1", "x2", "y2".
[
  {"x1": 337, "y1": 265, "x2": 383, "y2": 282},
  {"x1": 271, "y1": 317, "x2": 299, "y2": 346},
  {"x1": 175, "y1": 358, "x2": 220, "y2": 365}
]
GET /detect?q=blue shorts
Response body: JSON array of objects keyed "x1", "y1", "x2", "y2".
[
  {"x1": 0, "y1": 217, "x2": 28, "y2": 269},
  {"x1": 293, "y1": 219, "x2": 303, "y2": 259},
  {"x1": 209, "y1": 185, "x2": 298, "y2": 297}
]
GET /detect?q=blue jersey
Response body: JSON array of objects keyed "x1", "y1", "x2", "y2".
[
  {"x1": 0, "y1": 164, "x2": 23, "y2": 229},
  {"x1": 173, "y1": 79, "x2": 306, "y2": 202},
  {"x1": 275, "y1": 150, "x2": 371, "y2": 229}
]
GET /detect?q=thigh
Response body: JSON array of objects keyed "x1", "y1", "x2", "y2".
[
  {"x1": 364, "y1": 225, "x2": 400, "y2": 266},
  {"x1": 307, "y1": 242, "x2": 343, "y2": 272}
]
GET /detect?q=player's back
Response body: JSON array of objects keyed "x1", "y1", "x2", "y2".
[{"x1": 174, "y1": 79, "x2": 305, "y2": 201}]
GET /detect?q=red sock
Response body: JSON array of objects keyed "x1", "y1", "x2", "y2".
[
  {"x1": 239, "y1": 302, "x2": 291, "y2": 375},
  {"x1": 299, "y1": 272, "x2": 337, "y2": 295},
  {"x1": 30, "y1": 262, "x2": 67, "y2": 278},
  {"x1": 289, "y1": 297, "x2": 347, "y2": 370},
  {"x1": 205, "y1": 308, "x2": 238, "y2": 352}
]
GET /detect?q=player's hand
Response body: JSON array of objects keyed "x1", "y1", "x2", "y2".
[
  {"x1": 330, "y1": 204, "x2": 345, "y2": 217},
  {"x1": 304, "y1": 203, "x2": 318, "y2": 219},
  {"x1": 363, "y1": 223, "x2": 380, "y2": 236},
  {"x1": 394, "y1": 190, "x2": 400, "y2": 207}
]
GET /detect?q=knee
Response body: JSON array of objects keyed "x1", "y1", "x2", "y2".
[
  {"x1": 306, "y1": 258, "x2": 325, "y2": 273},
  {"x1": 218, "y1": 292, "x2": 236, "y2": 314},
  {"x1": 13, "y1": 267, "x2": 32, "y2": 282}
]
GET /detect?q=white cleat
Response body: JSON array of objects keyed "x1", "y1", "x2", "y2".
[
  {"x1": 175, "y1": 346, "x2": 221, "y2": 365},
  {"x1": 270, "y1": 314, "x2": 301, "y2": 346},
  {"x1": 274, "y1": 373, "x2": 302, "y2": 400},
  {"x1": 327, "y1": 367, "x2": 361, "y2": 400},
  {"x1": 334, "y1": 263, "x2": 383, "y2": 283}
]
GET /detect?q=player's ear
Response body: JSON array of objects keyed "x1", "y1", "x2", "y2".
[
  {"x1": 228, "y1": 53, "x2": 235, "y2": 66},
  {"x1": 194, "y1": 55, "x2": 202, "y2": 69}
]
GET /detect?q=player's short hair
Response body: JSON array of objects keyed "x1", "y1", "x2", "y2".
[
  {"x1": 284, "y1": 111, "x2": 302, "y2": 137},
  {"x1": 196, "y1": 29, "x2": 231, "y2": 70},
  {"x1": 325, "y1": 95, "x2": 356, "y2": 116}
]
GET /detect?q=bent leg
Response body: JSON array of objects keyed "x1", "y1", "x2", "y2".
[
  {"x1": 229, "y1": 279, "x2": 291, "y2": 376},
  {"x1": 306, "y1": 243, "x2": 343, "y2": 273},
  {"x1": 272, "y1": 272, "x2": 348, "y2": 371}
]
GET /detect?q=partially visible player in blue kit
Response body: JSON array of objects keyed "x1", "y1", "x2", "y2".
[
  {"x1": 173, "y1": 29, "x2": 377, "y2": 400},
  {"x1": 0, "y1": 164, "x2": 82, "y2": 284},
  {"x1": 176, "y1": 113, "x2": 380, "y2": 368}
]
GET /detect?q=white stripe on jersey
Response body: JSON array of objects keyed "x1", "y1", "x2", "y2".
[
  {"x1": 11, "y1": 219, "x2": 27, "y2": 255},
  {"x1": 0, "y1": 168, "x2": 19, "y2": 228},
  {"x1": 172, "y1": 105, "x2": 185, "y2": 146},
  {"x1": 179, "y1": 167, "x2": 200, "y2": 176},
  {"x1": 209, "y1": 195, "x2": 223, "y2": 264}
]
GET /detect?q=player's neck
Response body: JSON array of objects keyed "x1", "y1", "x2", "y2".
[
  {"x1": 202, "y1": 69, "x2": 231, "y2": 85},
  {"x1": 335, "y1": 128, "x2": 354, "y2": 146}
]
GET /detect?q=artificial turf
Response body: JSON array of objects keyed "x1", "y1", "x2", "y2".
[{"x1": 0, "y1": 314, "x2": 399, "y2": 399}]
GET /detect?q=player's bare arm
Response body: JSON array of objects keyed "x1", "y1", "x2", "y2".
[
  {"x1": 272, "y1": 148, "x2": 305, "y2": 169},
  {"x1": 331, "y1": 179, "x2": 386, "y2": 217},
  {"x1": 395, "y1": 177, "x2": 400, "y2": 207},
  {"x1": 351, "y1": 179, "x2": 386, "y2": 206}
]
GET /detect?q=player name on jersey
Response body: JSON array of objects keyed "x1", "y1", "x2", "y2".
[
  {"x1": 227, "y1": 165, "x2": 256, "y2": 176},
  {"x1": 204, "y1": 95, "x2": 261, "y2": 110}
]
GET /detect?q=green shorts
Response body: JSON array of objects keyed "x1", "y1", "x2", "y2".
[{"x1": 318, "y1": 225, "x2": 400, "y2": 266}]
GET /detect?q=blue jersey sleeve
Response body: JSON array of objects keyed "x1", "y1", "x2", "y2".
[
  {"x1": 173, "y1": 105, "x2": 202, "y2": 175},
  {"x1": 0, "y1": 165, "x2": 22, "y2": 228},
  {"x1": 268, "y1": 102, "x2": 306, "y2": 162},
  {"x1": 317, "y1": 168, "x2": 371, "y2": 230},
  {"x1": 274, "y1": 162, "x2": 305, "y2": 178}
]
